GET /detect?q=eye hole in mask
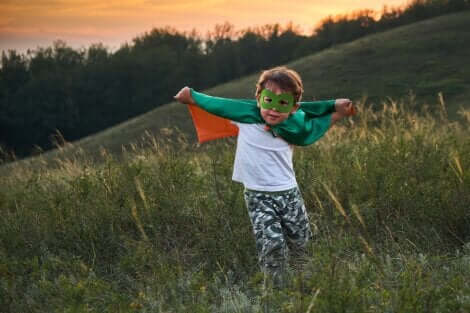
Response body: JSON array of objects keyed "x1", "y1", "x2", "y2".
[{"x1": 259, "y1": 89, "x2": 295, "y2": 113}]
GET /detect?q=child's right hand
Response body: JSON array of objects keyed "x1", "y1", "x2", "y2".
[{"x1": 174, "y1": 86, "x2": 196, "y2": 105}]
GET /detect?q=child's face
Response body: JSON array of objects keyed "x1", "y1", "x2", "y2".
[{"x1": 258, "y1": 81, "x2": 298, "y2": 125}]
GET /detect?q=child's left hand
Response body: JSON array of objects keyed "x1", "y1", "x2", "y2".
[{"x1": 335, "y1": 99, "x2": 355, "y2": 117}]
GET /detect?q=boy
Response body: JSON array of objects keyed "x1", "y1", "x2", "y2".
[{"x1": 174, "y1": 66, "x2": 353, "y2": 286}]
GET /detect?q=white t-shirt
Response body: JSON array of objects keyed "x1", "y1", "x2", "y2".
[{"x1": 232, "y1": 122, "x2": 297, "y2": 192}]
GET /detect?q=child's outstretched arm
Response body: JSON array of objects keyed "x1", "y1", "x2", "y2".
[
  {"x1": 175, "y1": 87, "x2": 262, "y2": 124},
  {"x1": 298, "y1": 99, "x2": 336, "y2": 117},
  {"x1": 272, "y1": 98, "x2": 355, "y2": 146},
  {"x1": 175, "y1": 86, "x2": 243, "y2": 143}
]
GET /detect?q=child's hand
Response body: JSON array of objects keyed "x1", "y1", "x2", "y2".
[
  {"x1": 174, "y1": 86, "x2": 196, "y2": 105},
  {"x1": 335, "y1": 99, "x2": 355, "y2": 117}
]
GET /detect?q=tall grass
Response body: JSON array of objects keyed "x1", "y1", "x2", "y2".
[{"x1": 1, "y1": 97, "x2": 469, "y2": 312}]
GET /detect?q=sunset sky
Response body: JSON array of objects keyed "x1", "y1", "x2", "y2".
[{"x1": 0, "y1": 0, "x2": 407, "y2": 53}]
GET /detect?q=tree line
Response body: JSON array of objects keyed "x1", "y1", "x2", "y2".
[{"x1": 1, "y1": 0, "x2": 469, "y2": 160}]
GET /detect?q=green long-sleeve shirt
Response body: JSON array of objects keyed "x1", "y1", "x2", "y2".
[{"x1": 190, "y1": 89, "x2": 336, "y2": 146}]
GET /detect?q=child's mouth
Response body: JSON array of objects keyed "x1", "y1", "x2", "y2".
[{"x1": 267, "y1": 113, "x2": 280, "y2": 119}]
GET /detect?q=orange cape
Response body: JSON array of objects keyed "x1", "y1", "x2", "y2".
[{"x1": 187, "y1": 103, "x2": 238, "y2": 143}]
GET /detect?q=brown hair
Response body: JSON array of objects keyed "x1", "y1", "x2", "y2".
[{"x1": 255, "y1": 66, "x2": 304, "y2": 103}]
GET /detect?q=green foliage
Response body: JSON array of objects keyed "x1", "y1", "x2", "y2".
[{"x1": 1, "y1": 99, "x2": 469, "y2": 312}]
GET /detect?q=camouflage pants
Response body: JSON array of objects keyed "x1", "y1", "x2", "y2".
[{"x1": 244, "y1": 187, "x2": 312, "y2": 285}]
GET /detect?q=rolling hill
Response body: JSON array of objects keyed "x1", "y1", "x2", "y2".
[{"x1": 2, "y1": 11, "x2": 470, "y2": 173}]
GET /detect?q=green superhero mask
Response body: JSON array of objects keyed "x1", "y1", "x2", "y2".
[{"x1": 259, "y1": 89, "x2": 295, "y2": 113}]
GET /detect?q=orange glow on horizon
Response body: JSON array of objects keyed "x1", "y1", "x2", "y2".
[{"x1": 0, "y1": 0, "x2": 407, "y2": 52}]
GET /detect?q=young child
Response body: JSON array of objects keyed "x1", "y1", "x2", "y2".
[{"x1": 174, "y1": 66, "x2": 353, "y2": 286}]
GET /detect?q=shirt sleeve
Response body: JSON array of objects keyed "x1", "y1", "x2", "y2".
[
  {"x1": 298, "y1": 100, "x2": 336, "y2": 117},
  {"x1": 190, "y1": 89, "x2": 263, "y2": 123}
]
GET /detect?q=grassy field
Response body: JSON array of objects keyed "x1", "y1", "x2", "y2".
[
  {"x1": 1, "y1": 11, "x2": 470, "y2": 312},
  {"x1": 1, "y1": 11, "x2": 469, "y2": 174},
  {"x1": 1, "y1": 97, "x2": 469, "y2": 312}
]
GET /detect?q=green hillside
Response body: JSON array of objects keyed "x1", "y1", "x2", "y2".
[{"x1": 3, "y1": 11, "x2": 470, "y2": 173}]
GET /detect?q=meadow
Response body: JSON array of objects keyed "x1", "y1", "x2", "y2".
[{"x1": 1, "y1": 95, "x2": 469, "y2": 312}]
